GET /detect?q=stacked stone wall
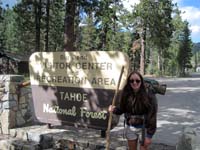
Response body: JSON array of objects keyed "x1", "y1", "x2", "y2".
[{"x1": 0, "y1": 75, "x2": 34, "y2": 134}]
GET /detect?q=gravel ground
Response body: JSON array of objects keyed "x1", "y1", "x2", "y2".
[{"x1": 150, "y1": 143, "x2": 176, "y2": 150}]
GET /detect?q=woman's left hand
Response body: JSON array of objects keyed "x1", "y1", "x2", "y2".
[
  {"x1": 140, "y1": 137, "x2": 152, "y2": 149},
  {"x1": 144, "y1": 137, "x2": 152, "y2": 146}
]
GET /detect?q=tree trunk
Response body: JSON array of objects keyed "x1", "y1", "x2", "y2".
[
  {"x1": 64, "y1": 0, "x2": 76, "y2": 51},
  {"x1": 45, "y1": 0, "x2": 50, "y2": 52},
  {"x1": 149, "y1": 47, "x2": 153, "y2": 74},
  {"x1": 34, "y1": 0, "x2": 41, "y2": 51},
  {"x1": 157, "y1": 50, "x2": 162, "y2": 75},
  {"x1": 140, "y1": 32, "x2": 145, "y2": 75},
  {"x1": 194, "y1": 52, "x2": 198, "y2": 70},
  {"x1": 102, "y1": 27, "x2": 108, "y2": 50}
]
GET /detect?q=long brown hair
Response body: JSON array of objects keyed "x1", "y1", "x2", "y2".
[{"x1": 120, "y1": 71, "x2": 150, "y2": 114}]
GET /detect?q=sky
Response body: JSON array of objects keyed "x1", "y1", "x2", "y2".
[{"x1": 1, "y1": 0, "x2": 200, "y2": 43}]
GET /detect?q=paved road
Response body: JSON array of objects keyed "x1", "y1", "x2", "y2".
[{"x1": 110, "y1": 73, "x2": 200, "y2": 146}]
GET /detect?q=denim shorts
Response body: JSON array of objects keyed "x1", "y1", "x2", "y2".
[{"x1": 124, "y1": 125, "x2": 142, "y2": 141}]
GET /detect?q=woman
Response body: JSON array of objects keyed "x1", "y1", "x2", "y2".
[{"x1": 108, "y1": 71, "x2": 157, "y2": 150}]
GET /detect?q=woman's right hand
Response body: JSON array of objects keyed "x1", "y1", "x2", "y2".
[{"x1": 108, "y1": 105, "x2": 116, "y2": 112}]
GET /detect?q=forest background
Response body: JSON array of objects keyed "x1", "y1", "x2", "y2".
[{"x1": 0, "y1": 0, "x2": 200, "y2": 77}]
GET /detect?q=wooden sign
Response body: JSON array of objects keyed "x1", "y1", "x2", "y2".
[{"x1": 29, "y1": 51, "x2": 130, "y2": 130}]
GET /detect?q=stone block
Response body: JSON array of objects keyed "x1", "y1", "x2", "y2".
[
  {"x1": 13, "y1": 93, "x2": 18, "y2": 102},
  {"x1": 21, "y1": 108, "x2": 27, "y2": 116},
  {"x1": 19, "y1": 95, "x2": 26, "y2": 104},
  {"x1": 12, "y1": 105, "x2": 18, "y2": 111},
  {"x1": 0, "y1": 109, "x2": 10, "y2": 134},
  {"x1": 2, "y1": 100, "x2": 17, "y2": 109},
  {"x1": 0, "y1": 82, "x2": 5, "y2": 88},
  {"x1": 176, "y1": 127, "x2": 200, "y2": 150},
  {"x1": 0, "y1": 75, "x2": 24, "y2": 92},
  {"x1": 15, "y1": 129, "x2": 28, "y2": 141},
  {"x1": 0, "y1": 139, "x2": 9, "y2": 150},
  {"x1": 19, "y1": 103, "x2": 28, "y2": 110},
  {"x1": 10, "y1": 109, "x2": 17, "y2": 128},
  {"x1": 9, "y1": 139, "x2": 39, "y2": 150},
  {"x1": 22, "y1": 142, "x2": 40, "y2": 150},
  {"x1": 1, "y1": 92, "x2": 9, "y2": 101},
  {"x1": 20, "y1": 87, "x2": 30, "y2": 96},
  {"x1": 0, "y1": 92, "x2": 4, "y2": 101},
  {"x1": 0, "y1": 75, "x2": 8, "y2": 81},
  {"x1": 10, "y1": 128, "x2": 17, "y2": 137},
  {"x1": 0, "y1": 87, "x2": 5, "y2": 92},
  {"x1": 9, "y1": 83, "x2": 18, "y2": 93},
  {"x1": 27, "y1": 131, "x2": 43, "y2": 143},
  {"x1": 10, "y1": 141, "x2": 23, "y2": 150},
  {"x1": 4, "y1": 81, "x2": 10, "y2": 93},
  {"x1": 24, "y1": 109, "x2": 33, "y2": 122},
  {"x1": 16, "y1": 112, "x2": 26, "y2": 126},
  {"x1": 40, "y1": 134, "x2": 53, "y2": 149}
]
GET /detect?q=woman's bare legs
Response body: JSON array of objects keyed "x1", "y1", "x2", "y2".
[
  {"x1": 127, "y1": 139, "x2": 151, "y2": 150},
  {"x1": 127, "y1": 139, "x2": 138, "y2": 150}
]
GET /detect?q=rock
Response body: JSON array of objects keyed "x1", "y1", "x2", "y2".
[{"x1": 176, "y1": 127, "x2": 200, "y2": 150}]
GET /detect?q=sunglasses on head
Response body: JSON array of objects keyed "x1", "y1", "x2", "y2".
[{"x1": 129, "y1": 79, "x2": 141, "y2": 84}]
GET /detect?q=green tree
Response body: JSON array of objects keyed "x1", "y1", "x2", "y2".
[
  {"x1": 2, "y1": 7, "x2": 18, "y2": 52},
  {"x1": 78, "y1": 15, "x2": 98, "y2": 51},
  {"x1": 44, "y1": 0, "x2": 50, "y2": 51},
  {"x1": 46, "y1": 0, "x2": 65, "y2": 51},
  {"x1": 13, "y1": 0, "x2": 65, "y2": 52},
  {"x1": 177, "y1": 21, "x2": 192, "y2": 76},
  {"x1": 133, "y1": 0, "x2": 174, "y2": 75},
  {"x1": 64, "y1": 0, "x2": 77, "y2": 51},
  {"x1": 166, "y1": 7, "x2": 184, "y2": 76},
  {"x1": 148, "y1": 0, "x2": 174, "y2": 75},
  {"x1": 77, "y1": 0, "x2": 128, "y2": 52},
  {"x1": 192, "y1": 43, "x2": 200, "y2": 70},
  {"x1": 76, "y1": 0, "x2": 99, "y2": 51},
  {"x1": 0, "y1": 1, "x2": 5, "y2": 51},
  {"x1": 94, "y1": 0, "x2": 122, "y2": 51},
  {"x1": 14, "y1": 1, "x2": 37, "y2": 53}
]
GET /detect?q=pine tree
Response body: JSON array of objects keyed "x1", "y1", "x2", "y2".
[
  {"x1": 64, "y1": 0, "x2": 77, "y2": 51},
  {"x1": 47, "y1": 0, "x2": 65, "y2": 51},
  {"x1": 166, "y1": 6, "x2": 184, "y2": 76},
  {"x1": 133, "y1": 0, "x2": 174, "y2": 75},
  {"x1": 177, "y1": 21, "x2": 192, "y2": 76},
  {"x1": 14, "y1": 1, "x2": 36, "y2": 53},
  {"x1": 0, "y1": 1, "x2": 5, "y2": 51},
  {"x1": 13, "y1": 0, "x2": 65, "y2": 53}
]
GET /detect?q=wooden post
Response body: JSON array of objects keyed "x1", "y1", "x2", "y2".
[{"x1": 105, "y1": 66, "x2": 124, "y2": 150}]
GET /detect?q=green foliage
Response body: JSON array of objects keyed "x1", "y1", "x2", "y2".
[
  {"x1": 47, "y1": 1, "x2": 65, "y2": 51},
  {"x1": 3, "y1": 8, "x2": 18, "y2": 52},
  {"x1": 0, "y1": 1, "x2": 5, "y2": 51},
  {"x1": 0, "y1": 0, "x2": 197, "y2": 77},
  {"x1": 78, "y1": 17, "x2": 99, "y2": 51},
  {"x1": 132, "y1": 0, "x2": 174, "y2": 75},
  {"x1": 13, "y1": 1, "x2": 36, "y2": 53},
  {"x1": 94, "y1": 0, "x2": 121, "y2": 51},
  {"x1": 192, "y1": 43, "x2": 200, "y2": 70},
  {"x1": 177, "y1": 21, "x2": 193, "y2": 76},
  {"x1": 12, "y1": 0, "x2": 65, "y2": 53}
]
